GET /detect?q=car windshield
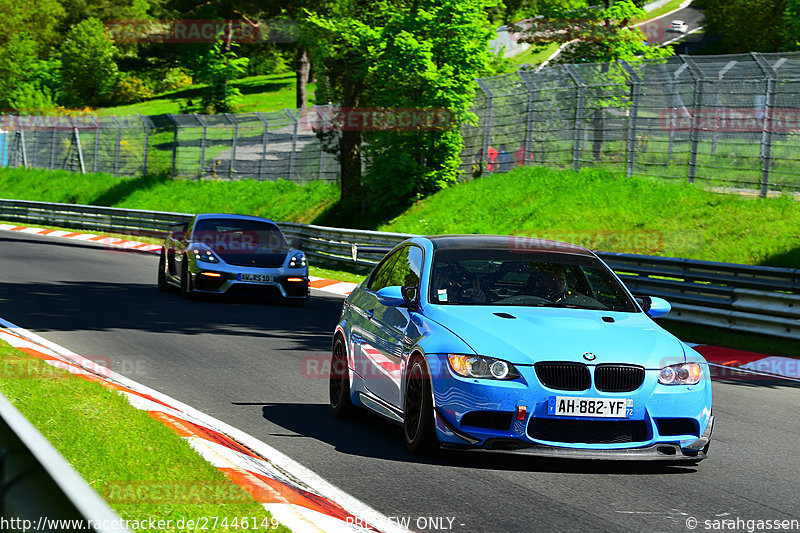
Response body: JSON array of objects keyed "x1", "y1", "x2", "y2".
[
  {"x1": 428, "y1": 248, "x2": 637, "y2": 312},
  {"x1": 192, "y1": 218, "x2": 287, "y2": 250}
]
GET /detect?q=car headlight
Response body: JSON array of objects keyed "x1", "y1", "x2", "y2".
[
  {"x1": 447, "y1": 354, "x2": 519, "y2": 380},
  {"x1": 191, "y1": 247, "x2": 220, "y2": 263},
  {"x1": 658, "y1": 363, "x2": 702, "y2": 385},
  {"x1": 289, "y1": 252, "x2": 306, "y2": 268}
]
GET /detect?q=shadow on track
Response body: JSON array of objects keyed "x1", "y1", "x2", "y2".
[
  {"x1": 255, "y1": 402, "x2": 699, "y2": 475},
  {"x1": 0, "y1": 278, "x2": 342, "y2": 353}
]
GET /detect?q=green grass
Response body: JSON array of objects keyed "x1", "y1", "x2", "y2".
[
  {"x1": 659, "y1": 322, "x2": 800, "y2": 358},
  {"x1": 98, "y1": 73, "x2": 314, "y2": 117},
  {"x1": 379, "y1": 166, "x2": 800, "y2": 268},
  {"x1": 503, "y1": 42, "x2": 561, "y2": 70},
  {"x1": 309, "y1": 265, "x2": 366, "y2": 284},
  {"x1": 632, "y1": 0, "x2": 687, "y2": 24},
  {"x1": 0, "y1": 340, "x2": 290, "y2": 533},
  {"x1": 0, "y1": 168, "x2": 339, "y2": 224}
]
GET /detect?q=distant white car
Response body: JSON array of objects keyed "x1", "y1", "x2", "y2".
[{"x1": 668, "y1": 20, "x2": 688, "y2": 33}]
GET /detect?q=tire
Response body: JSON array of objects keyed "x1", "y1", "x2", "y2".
[
  {"x1": 180, "y1": 256, "x2": 193, "y2": 300},
  {"x1": 404, "y1": 357, "x2": 438, "y2": 455},
  {"x1": 330, "y1": 337, "x2": 356, "y2": 418},
  {"x1": 157, "y1": 249, "x2": 169, "y2": 292}
]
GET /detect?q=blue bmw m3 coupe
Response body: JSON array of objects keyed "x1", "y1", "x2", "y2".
[{"x1": 329, "y1": 235, "x2": 713, "y2": 461}]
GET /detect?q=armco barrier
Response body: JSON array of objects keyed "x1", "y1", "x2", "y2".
[
  {"x1": 2, "y1": 198, "x2": 799, "y2": 339},
  {"x1": 0, "y1": 390, "x2": 129, "y2": 532}
]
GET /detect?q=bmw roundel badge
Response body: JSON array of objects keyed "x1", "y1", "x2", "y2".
[{"x1": 583, "y1": 352, "x2": 597, "y2": 361}]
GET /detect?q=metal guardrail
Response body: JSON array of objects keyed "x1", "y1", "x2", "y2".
[
  {"x1": 1, "y1": 198, "x2": 798, "y2": 339},
  {"x1": 0, "y1": 390, "x2": 129, "y2": 532}
]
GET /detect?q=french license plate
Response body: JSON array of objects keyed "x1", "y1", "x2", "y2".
[
  {"x1": 238, "y1": 273, "x2": 272, "y2": 283},
  {"x1": 548, "y1": 396, "x2": 633, "y2": 418}
]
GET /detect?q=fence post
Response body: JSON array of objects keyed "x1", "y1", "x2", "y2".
[
  {"x1": 49, "y1": 119, "x2": 57, "y2": 170},
  {"x1": 194, "y1": 114, "x2": 207, "y2": 179},
  {"x1": 255, "y1": 112, "x2": 269, "y2": 180},
  {"x1": 110, "y1": 116, "x2": 122, "y2": 177},
  {"x1": 752, "y1": 52, "x2": 781, "y2": 198},
  {"x1": 476, "y1": 79, "x2": 493, "y2": 174},
  {"x1": 518, "y1": 71, "x2": 536, "y2": 167},
  {"x1": 18, "y1": 130, "x2": 28, "y2": 169},
  {"x1": 284, "y1": 109, "x2": 298, "y2": 182},
  {"x1": 225, "y1": 113, "x2": 238, "y2": 179},
  {"x1": 67, "y1": 116, "x2": 86, "y2": 174},
  {"x1": 682, "y1": 56, "x2": 703, "y2": 184},
  {"x1": 565, "y1": 64, "x2": 586, "y2": 172},
  {"x1": 138, "y1": 114, "x2": 150, "y2": 176},
  {"x1": 619, "y1": 60, "x2": 641, "y2": 179},
  {"x1": 168, "y1": 114, "x2": 178, "y2": 179},
  {"x1": 92, "y1": 117, "x2": 100, "y2": 173}
]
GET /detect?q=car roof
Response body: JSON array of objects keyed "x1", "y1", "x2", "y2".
[
  {"x1": 425, "y1": 234, "x2": 594, "y2": 256},
  {"x1": 194, "y1": 213, "x2": 277, "y2": 224}
]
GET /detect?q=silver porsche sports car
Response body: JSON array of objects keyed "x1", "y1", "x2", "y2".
[{"x1": 157, "y1": 213, "x2": 309, "y2": 305}]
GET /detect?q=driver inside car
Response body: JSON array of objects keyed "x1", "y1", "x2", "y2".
[{"x1": 434, "y1": 264, "x2": 490, "y2": 304}]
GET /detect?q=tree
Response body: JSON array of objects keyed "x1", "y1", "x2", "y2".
[
  {"x1": 697, "y1": 0, "x2": 797, "y2": 53},
  {"x1": 192, "y1": 40, "x2": 249, "y2": 113},
  {"x1": 364, "y1": 0, "x2": 495, "y2": 212},
  {"x1": 60, "y1": 18, "x2": 120, "y2": 106}
]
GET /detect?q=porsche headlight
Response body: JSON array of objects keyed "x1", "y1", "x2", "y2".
[
  {"x1": 289, "y1": 252, "x2": 306, "y2": 268},
  {"x1": 447, "y1": 354, "x2": 519, "y2": 380},
  {"x1": 192, "y1": 247, "x2": 220, "y2": 263},
  {"x1": 658, "y1": 363, "x2": 702, "y2": 385}
]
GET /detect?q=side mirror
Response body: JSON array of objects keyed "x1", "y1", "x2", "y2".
[
  {"x1": 290, "y1": 238, "x2": 302, "y2": 250},
  {"x1": 377, "y1": 286, "x2": 406, "y2": 307},
  {"x1": 638, "y1": 296, "x2": 671, "y2": 318}
]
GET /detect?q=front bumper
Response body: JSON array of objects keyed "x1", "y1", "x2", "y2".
[
  {"x1": 428, "y1": 354, "x2": 713, "y2": 458},
  {"x1": 189, "y1": 261, "x2": 308, "y2": 300}
]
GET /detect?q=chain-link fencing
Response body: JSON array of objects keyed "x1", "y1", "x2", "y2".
[{"x1": 1, "y1": 52, "x2": 799, "y2": 195}]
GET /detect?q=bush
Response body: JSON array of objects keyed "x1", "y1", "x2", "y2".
[
  {"x1": 113, "y1": 74, "x2": 153, "y2": 104},
  {"x1": 159, "y1": 67, "x2": 193, "y2": 92}
]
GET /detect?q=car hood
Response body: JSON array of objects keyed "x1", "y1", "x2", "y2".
[{"x1": 422, "y1": 305, "x2": 686, "y2": 368}]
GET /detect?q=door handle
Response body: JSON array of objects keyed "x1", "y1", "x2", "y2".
[{"x1": 366, "y1": 309, "x2": 375, "y2": 320}]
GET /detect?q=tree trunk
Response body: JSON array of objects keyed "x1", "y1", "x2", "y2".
[
  {"x1": 339, "y1": 75, "x2": 363, "y2": 212},
  {"x1": 296, "y1": 47, "x2": 310, "y2": 109}
]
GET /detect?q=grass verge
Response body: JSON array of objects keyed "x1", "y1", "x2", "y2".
[{"x1": 0, "y1": 340, "x2": 289, "y2": 533}]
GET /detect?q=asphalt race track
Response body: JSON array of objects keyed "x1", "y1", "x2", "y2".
[{"x1": 2, "y1": 230, "x2": 799, "y2": 532}]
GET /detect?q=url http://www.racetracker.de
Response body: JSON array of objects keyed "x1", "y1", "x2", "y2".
[{"x1": 0, "y1": 515, "x2": 284, "y2": 531}]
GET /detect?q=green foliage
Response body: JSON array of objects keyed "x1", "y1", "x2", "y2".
[
  {"x1": 191, "y1": 42, "x2": 249, "y2": 114},
  {"x1": 550, "y1": 1, "x2": 674, "y2": 63},
  {"x1": 697, "y1": 0, "x2": 797, "y2": 53},
  {"x1": 114, "y1": 73, "x2": 154, "y2": 103},
  {"x1": 364, "y1": 0, "x2": 496, "y2": 212},
  {"x1": 157, "y1": 67, "x2": 193, "y2": 93},
  {"x1": 60, "y1": 17, "x2": 120, "y2": 106}
]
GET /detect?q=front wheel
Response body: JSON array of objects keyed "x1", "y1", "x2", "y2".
[
  {"x1": 157, "y1": 249, "x2": 169, "y2": 292},
  {"x1": 404, "y1": 358, "x2": 438, "y2": 455},
  {"x1": 180, "y1": 257, "x2": 193, "y2": 299},
  {"x1": 330, "y1": 337, "x2": 355, "y2": 418}
]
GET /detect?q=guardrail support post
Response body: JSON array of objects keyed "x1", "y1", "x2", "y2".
[
  {"x1": 49, "y1": 120, "x2": 57, "y2": 170},
  {"x1": 565, "y1": 65, "x2": 586, "y2": 172},
  {"x1": 752, "y1": 52, "x2": 780, "y2": 198}
]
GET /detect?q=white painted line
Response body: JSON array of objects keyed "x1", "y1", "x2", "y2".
[{"x1": 660, "y1": 25, "x2": 704, "y2": 47}]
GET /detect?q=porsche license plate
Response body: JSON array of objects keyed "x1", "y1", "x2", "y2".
[
  {"x1": 238, "y1": 273, "x2": 272, "y2": 283},
  {"x1": 548, "y1": 396, "x2": 633, "y2": 418}
]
